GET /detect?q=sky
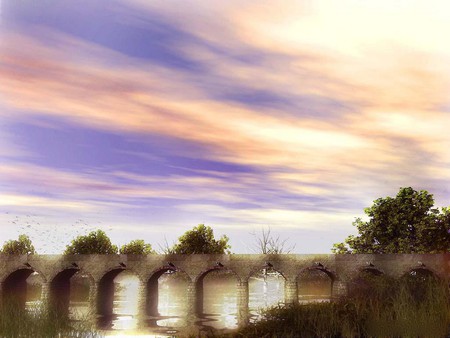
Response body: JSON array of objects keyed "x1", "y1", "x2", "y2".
[{"x1": 1, "y1": 0, "x2": 450, "y2": 254}]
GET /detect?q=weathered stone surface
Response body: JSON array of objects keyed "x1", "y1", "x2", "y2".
[{"x1": 0, "y1": 254, "x2": 448, "y2": 320}]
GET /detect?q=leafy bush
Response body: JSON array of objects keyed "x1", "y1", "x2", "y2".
[
  {"x1": 0, "y1": 234, "x2": 36, "y2": 255},
  {"x1": 119, "y1": 239, "x2": 155, "y2": 254},
  {"x1": 64, "y1": 230, "x2": 118, "y2": 255}
]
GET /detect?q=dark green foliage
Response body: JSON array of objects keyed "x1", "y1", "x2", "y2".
[
  {"x1": 64, "y1": 230, "x2": 118, "y2": 254},
  {"x1": 0, "y1": 234, "x2": 36, "y2": 255},
  {"x1": 333, "y1": 187, "x2": 450, "y2": 253},
  {"x1": 227, "y1": 275, "x2": 450, "y2": 338},
  {"x1": 119, "y1": 239, "x2": 155, "y2": 254},
  {"x1": 171, "y1": 224, "x2": 231, "y2": 254}
]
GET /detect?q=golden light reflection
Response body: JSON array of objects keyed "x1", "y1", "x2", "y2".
[
  {"x1": 249, "y1": 271, "x2": 285, "y2": 319},
  {"x1": 202, "y1": 271, "x2": 238, "y2": 329},
  {"x1": 114, "y1": 273, "x2": 139, "y2": 316},
  {"x1": 157, "y1": 272, "x2": 188, "y2": 317}
]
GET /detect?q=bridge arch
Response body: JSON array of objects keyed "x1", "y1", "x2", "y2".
[
  {"x1": 359, "y1": 266, "x2": 384, "y2": 276},
  {"x1": 347, "y1": 266, "x2": 388, "y2": 299},
  {"x1": 403, "y1": 266, "x2": 439, "y2": 279},
  {"x1": 248, "y1": 263, "x2": 286, "y2": 311},
  {"x1": 248, "y1": 263, "x2": 287, "y2": 281},
  {"x1": 97, "y1": 267, "x2": 141, "y2": 317},
  {"x1": 48, "y1": 267, "x2": 94, "y2": 315},
  {"x1": 194, "y1": 265, "x2": 240, "y2": 315},
  {"x1": 1, "y1": 265, "x2": 46, "y2": 309},
  {"x1": 297, "y1": 265, "x2": 336, "y2": 303},
  {"x1": 145, "y1": 265, "x2": 191, "y2": 317}
]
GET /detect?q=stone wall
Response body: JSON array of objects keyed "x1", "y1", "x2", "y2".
[{"x1": 1, "y1": 254, "x2": 449, "y2": 324}]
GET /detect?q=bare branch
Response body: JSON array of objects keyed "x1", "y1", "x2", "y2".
[{"x1": 251, "y1": 227, "x2": 296, "y2": 254}]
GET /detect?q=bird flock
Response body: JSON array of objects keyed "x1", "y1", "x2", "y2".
[{"x1": 2, "y1": 211, "x2": 114, "y2": 253}]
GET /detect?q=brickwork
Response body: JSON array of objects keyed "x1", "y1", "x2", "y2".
[{"x1": 0, "y1": 254, "x2": 448, "y2": 321}]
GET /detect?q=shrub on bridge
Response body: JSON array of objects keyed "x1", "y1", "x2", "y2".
[
  {"x1": 171, "y1": 224, "x2": 231, "y2": 254},
  {"x1": 64, "y1": 229, "x2": 118, "y2": 254},
  {"x1": 119, "y1": 239, "x2": 155, "y2": 254},
  {"x1": 0, "y1": 234, "x2": 36, "y2": 255}
]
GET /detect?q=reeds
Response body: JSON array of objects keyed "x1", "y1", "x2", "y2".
[
  {"x1": 0, "y1": 300, "x2": 102, "y2": 338},
  {"x1": 229, "y1": 276, "x2": 450, "y2": 338}
]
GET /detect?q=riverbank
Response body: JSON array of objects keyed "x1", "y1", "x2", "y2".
[
  {"x1": 1, "y1": 275, "x2": 449, "y2": 338},
  {"x1": 221, "y1": 275, "x2": 450, "y2": 338}
]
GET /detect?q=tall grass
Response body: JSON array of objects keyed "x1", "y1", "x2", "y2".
[
  {"x1": 227, "y1": 275, "x2": 450, "y2": 338},
  {"x1": 0, "y1": 300, "x2": 102, "y2": 338}
]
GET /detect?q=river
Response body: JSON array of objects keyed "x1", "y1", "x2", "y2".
[{"x1": 27, "y1": 270, "x2": 331, "y2": 336}]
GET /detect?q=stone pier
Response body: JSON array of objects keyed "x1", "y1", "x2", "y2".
[{"x1": 0, "y1": 254, "x2": 448, "y2": 322}]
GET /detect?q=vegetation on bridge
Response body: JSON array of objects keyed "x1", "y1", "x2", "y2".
[
  {"x1": 3, "y1": 187, "x2": 448, "y2": 257},
  {"x1": 170, "y1": 224, "x2": 231, "y2": 254},
  {"x1": 119, "y1": 239, "x2": 155, "y2": 254},
  {"x1": 64, "y1": 229, "x2": 118, "y2": 255},
  {"x1": 0, "y1": 234, "x2": 36, "y2": 255}
]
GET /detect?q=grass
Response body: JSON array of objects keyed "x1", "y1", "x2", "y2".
[
  {"x1": 0, "y1": 300, "x2": 102, "y2": 338},
  {"x1": 219, "y1": 275, "x2": 450, "y2": 338},
  {"x1": 1, "y1": 275, "x2": 449, "y2": 337}
]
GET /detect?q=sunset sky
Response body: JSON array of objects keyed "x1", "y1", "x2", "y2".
[{"x1": 1, "y1": 1, "x2": 450, "y2": 254}]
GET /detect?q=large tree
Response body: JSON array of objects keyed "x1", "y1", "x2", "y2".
[
  {"x1": 171, "y1": 224, "x2": 231, "y2": 254},
  {"x1": 0, "y1": 234, "x2": 36, "y2": 254},
  {"x1": 332, "y1": 187, "x2": 450, "y2": 254},
  {"x1": 64, "y1": 230, "x2": 118, "y2": 254},
  {"x1": 120, "y1": 239, "x2": 155, "y2": 254}
]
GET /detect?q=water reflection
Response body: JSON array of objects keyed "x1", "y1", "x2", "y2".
[
  {"x1": 249, "y1": 270, "x2": 285, "y2": 321},
  {"x1": 197, "y1": 270, "x2": 238, "y2": 330},
  {"x1": 97, "y1": 271, "x2": 140, "y2": 331},
  {"x1": 153, "y1": 271, "x2": 189, "y2": 329},
  {"x1": 298, "y1": 268, "x2": 332, "y2": 303},
  {"x1": 114, "y1": 273, "x2": 139, "y2": 316},
  {"x1": 23, "y1": 268, "x2": 330, "y2": 335},
  {"x1": 157, "y1": 272, "x2": 188, "y2": 317}
]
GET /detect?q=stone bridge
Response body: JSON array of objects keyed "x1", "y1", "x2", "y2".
[{"x1": 1, "y1": 254, "x2": 449, "y2": 325}]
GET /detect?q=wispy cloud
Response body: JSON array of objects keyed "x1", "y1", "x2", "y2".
[{"x1": 1, "y1": 0, "x2": 450, "y2": 253}]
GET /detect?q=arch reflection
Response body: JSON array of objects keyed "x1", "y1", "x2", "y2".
[
  {"x1": 197, "y1": 269, "x2": 238, "y2": 329},
  {"x1": 249, "y1": 267, "x2": 285, "y2": 317},
  {"x1": 97, "y1": 269, "x2": 140, "y2": 331},
  {"x1": 297, "y1": 268, "x2": 333, "y2": 303}
]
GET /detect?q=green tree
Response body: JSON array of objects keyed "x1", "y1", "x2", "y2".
[
  {"x1": 0, "y1": 234, "x2": 36, "y2": 254},
  {"x1": 171, "y1": 224, "x2": 231, "y2": 254},
  {"x1": 64, "y1": 230, "x2": 118, "y2": 254},
  {"x1": 119, "y1": 239, "x2": 155, "y2": 254},
  {"x1": 332, "y1": 187, "x2": 450, "y2": 254}
]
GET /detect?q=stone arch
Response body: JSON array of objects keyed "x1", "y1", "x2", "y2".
[
  {"x1": 248, "y1": 263, "x2": 286, "y2": 311},
  {"x1": 248, "y1": 263, "x2": 287, "y2": 281},
  {"x1": 403, "y1": 266, "x2": 439, "y2": 279},
  {"x1": 297, "y1": 265, "x2": 337, "y2": 283},
  {"x1": 359, "y1": 266, "x2": 384, "y2": 276},
  {"x1": 347, "y1": 266, "x2": 388, "y2": 299},
  {"x1": 397, "y1": 266, "x2": 442, "y2": 304},
  {"x1": 297, "y1": 265, "x2": 336, "y2": 303},
  {"x1": 97, "y1": 267, "x2": 140, "y2": 317},
  {"x1": 1, "y1": 265, "x2": 47, "y2": 284},
  {"x1": 2, "y1": 266, "x2": 45, "y2": 308},
  {"x1": 194, "y1": 265, "x2": 240, "y2": 315},
  {"x1": 145, "y1": 265, "x2": 191, "y2": 317},
  {"x1": 48, "y1": 267, "x2": 94, "y2": 315}
]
